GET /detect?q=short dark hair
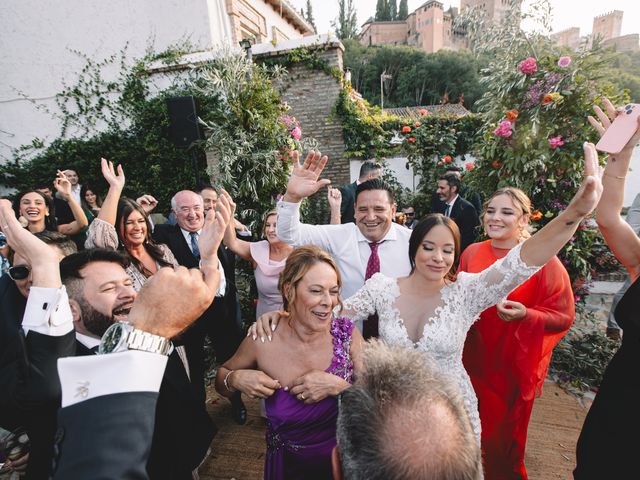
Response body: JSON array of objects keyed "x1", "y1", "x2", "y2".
[
  {"x1": 444, "y1": 165, "x2": 462, "y2": 173},
  {"x1": 195, "y1": 182, "x2": 216, "y2": 194},
  {"x1": 408, "y1": 214, "x2": 460, "y2": 281},
  {"x1": 439, "y1": 174, "x2": 461, "y2": 194},
  {"x1": 60, "y1": 248, "x2": 129, "y2": 282},
  {"x1": 358, "y1": 161, "x2": 382, "y2": 180},
  {"x1": 355, "y1": 178, "x2": 394, "y2": 205}
]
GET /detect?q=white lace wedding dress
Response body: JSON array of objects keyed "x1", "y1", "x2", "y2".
[{"x1": 342, "y1": 243, "x2": 540, "y2": 442}]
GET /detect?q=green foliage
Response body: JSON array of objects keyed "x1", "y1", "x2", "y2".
[
  {"x1": 304, "y1": 0, "x2": 317, "y2": 34},
  {"x1": 0, "y1": 47, "x2": 308, "y2": 233},
  {"x1": 397, "y1": 0, "x2": 408, "y2": 21},
  {"x1": 608, "y1": 50, "x2": 640, "y2": 102},
  {"x1": 462, "y1": 0, "x2": 628, "y2": 296},
  {"x1": 332, "y1": 0, "x2": 358, "y2": 40},
  {"x1": 342, "y1": 40, "x2": 486, "y2": 109},
  {"x1": 389, "y1": 0, "x2": 397, "y2": 21}
]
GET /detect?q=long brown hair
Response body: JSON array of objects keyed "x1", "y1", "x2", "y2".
[{"x1": 408, "y1": 214, "x2": 460, "y2": 282}]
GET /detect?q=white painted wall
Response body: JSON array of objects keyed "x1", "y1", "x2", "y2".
[
  {"x1": 253, "y1": 0, "x2": 307, "y2": 41},
  {"x1": 0, "y1": 0, "x2": 232, "y2": 162}
]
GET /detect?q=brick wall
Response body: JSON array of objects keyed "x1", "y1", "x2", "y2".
[{"x1": 261, "y1": 44, "x2": 351, "y2": 186}]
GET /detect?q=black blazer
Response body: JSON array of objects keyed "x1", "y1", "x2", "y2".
[
  {"x1": 152, "y1": 224, "x2": 243, "y2": 400},
  {"x1": 436, "y1": 196, "x2": 479, "y2": 253},
  {"x1": 53, "y1": 392, "x2": 159, "y2": 480},
  {"x1": 339, "y1": 181, "x2": 357, "y2": 224}
]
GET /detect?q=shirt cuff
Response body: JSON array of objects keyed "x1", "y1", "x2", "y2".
[
  {"x1": 22, "y1": 286, "x2": 74, "y2": 337},
  {"x1": 277, "y1": 199, "x2": 301, "y2": 214},
  {"x1": 58, "y1": 351, "x2": 168, "y2": 408},
  {"x1": 216, "y1": 260, "x2": 226, "y2": 297}
]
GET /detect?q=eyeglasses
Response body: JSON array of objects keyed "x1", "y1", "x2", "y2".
[{"x1": 8, "y1": 264, "x2": 30, "y2": 281}]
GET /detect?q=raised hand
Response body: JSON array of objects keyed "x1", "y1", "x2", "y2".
[
  {"x1": 327, "y1": 187, "x2": 342, "y2": 210},
  {"x1": 198, "y1": 192, "x2": 231, "y2": 263},
  {"x1": 283, "y1": 150, "x2": 331, "y2": 203},
  {"x1": 135, "y1": 194, "x2": 158, "y2": 213},
  {"x1": 566, "y1": 142, "x2": 603, "y2": 218},
  {"x1": 588, "y1": 98, "x2": 640, "y2": 156},
  {"x1": 100, "y1": 157, "x2": 125, "y2": 190},
  {"x1": 128, "y1": 265, "x2": 220, "y2": 339},
  {"x1": 53, "y1": 171, "x2": 72, "y2": 200}
]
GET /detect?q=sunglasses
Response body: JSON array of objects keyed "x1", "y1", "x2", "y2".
[{"x1": 8, "y1": 264, "x2": 30, "y2": 281}]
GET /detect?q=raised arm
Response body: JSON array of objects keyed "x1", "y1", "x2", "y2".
[
  {"x1": 589, "y1": 99, "x2": 640, "y2": 280},
  {"x1": 97, "y1": 158, "x2": 125, "y2": 226},
  {"x1": 54, "y1": 171, "x2": 89, "y2": 235},
  {"x1": 220, "y1": 190, "x2": 252, "y2": 262},
  {"x1": 328, "y1": 187, "x2": 342, "y2": 225}
]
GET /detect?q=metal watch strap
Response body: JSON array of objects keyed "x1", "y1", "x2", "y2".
[{"x1": 125, "y1": 328, "x2": 171, "y2": 355}]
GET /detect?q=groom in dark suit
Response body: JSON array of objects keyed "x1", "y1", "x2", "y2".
[
  {"x1": 153, "y1": 190, "x2": 247, "y2": 423},
  {"x1": 435, "y1": 174, "x2": 480, "y2": 252}
]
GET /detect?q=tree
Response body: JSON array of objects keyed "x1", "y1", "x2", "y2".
[
  {"x1": 389, "y1": 0, "x2": 398, "y2": 20},
  {"x1": 332, "y1": 0, "x2": 358, "y2": 40},
  {"x1": 304, "y1": 0, "x2": 317, "y2": 33},
  {"x1": 398, "y1": 0, "x2": 409, "y2": 20},
  {"x1": 375, "y1": 0, "x2": 385, "y2": 21}
]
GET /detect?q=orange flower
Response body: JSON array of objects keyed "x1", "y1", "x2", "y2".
[
  {"x1": 402, "y1": 126, "x2": 412, "y2": 133},
  {"x1": 414, "y1": 121, "x2": 421, "y2": 127},
  {"x1": 492, "y1": 160, "x2": 503, "y2": 168},
  {"x1": 408, "y1": 137, "x2": 416, "y2": 143},
  {"x1": 506, "y1": 109, "x2": 519, "y2": 121},
  {"x1": 419, "y1": 109, "x2": 428, "y2": 115},
  {"x1": 465, "y1": 163, "x2": 475, "y2": 170},
  {"x1": 443, "y1": 155, "x2": 452, "y2": 163},
  {"x1": 530, "y1": 210, "x2": 543, "y2": 221},
  {"x1": 541, "y1": 94, "x2": 554, "y2": 105}
]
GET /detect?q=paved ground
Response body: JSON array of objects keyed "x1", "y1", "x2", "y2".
[{"x1": 200, "y1": 381, "x2": 591, "y2": 480}]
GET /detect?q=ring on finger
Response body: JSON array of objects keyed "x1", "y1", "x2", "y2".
[{"x1": 300, "y1": 393, "x2": 305, "y2": 400}]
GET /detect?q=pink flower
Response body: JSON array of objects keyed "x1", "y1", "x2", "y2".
[
  {"x1": 518, "y1": 57, "x2": 538, "y2": 75},
  {"x1": 290, "y1": 126, "x2": 302, "y2": 140},
  {"x1": 558, "y1": 56, "x2": 571, "y2": 68},
  {"x1": 548, "y1": 135, "x2": 565, "y2": 149},
  {"x1": 493, "y1": 120, "x2": 513, "y2": 138},
  {"x1": 465, "y1": 163, "x2": 475, "y2": 170}
]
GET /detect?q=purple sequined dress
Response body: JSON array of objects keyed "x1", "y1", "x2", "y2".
[{"x1": 264, "y1": 317, "x2": 355, "y2": 480}]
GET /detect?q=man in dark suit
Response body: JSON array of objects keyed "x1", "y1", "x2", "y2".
[
  {"x1": 153, "y1": 190, "x2": 247, "y2": 424},
  {"x1": 435, "y1": 174, "x2": 480, "y2": 252},
  {"x1": 338, "y1": 161, "x2": 382, "y2": 224},
  {"x1": 61, "y1": 249, "x2": 216, "y2": 479}
]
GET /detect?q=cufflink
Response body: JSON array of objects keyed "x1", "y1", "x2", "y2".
[{"x1": 75, "y1": 381, "x2": 90, "y2": 399}]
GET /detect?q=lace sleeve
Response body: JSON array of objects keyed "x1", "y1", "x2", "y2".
[
  {"x1": 339, "y1": 276, "x2": 381, "y2": 322},
  {"x1": 159, "y1": 244, "x2": 179, "y2": 267},
  {"x1": 84, "y1": 218, "x2": 118, "y2": 250},
  {"x1": 456, "y1": 242, "x2": 541, "y2": 319}
]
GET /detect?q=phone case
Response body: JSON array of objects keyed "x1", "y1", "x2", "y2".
[{"x1": 596, "y1": 104, "x2": 640, "y2": 154}]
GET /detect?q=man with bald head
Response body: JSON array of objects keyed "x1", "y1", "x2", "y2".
[{"x1": 153, "y1": 190, "x2": 247, "y2": 423}]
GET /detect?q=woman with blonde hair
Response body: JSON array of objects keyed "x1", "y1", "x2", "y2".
[
  {"x1": 459, "y1": 186, "x2": 574, "y2": 479},
  {"x1": 216, "y1": 245, "x2": 362, "y2": 479}
]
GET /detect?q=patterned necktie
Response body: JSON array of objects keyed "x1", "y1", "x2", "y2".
[
  {"x1": 363, "y1": 242, "x2": 381, "y2": 339},
  {"x1": 189, "y1": 231, "x2": 200, "y2": 259}
]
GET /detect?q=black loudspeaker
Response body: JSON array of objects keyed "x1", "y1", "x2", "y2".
[{"x1": 166, "y1": 96, "x2": 202, "y2": 148}]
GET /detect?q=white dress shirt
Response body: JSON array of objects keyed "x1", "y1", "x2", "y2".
[
  {"x1": 445, "y1": 194, "x2": 459, "y2": 217},
  {"x1": 276, "y1": 200, "x2": 412, "y2": 308},
  {"x1": 22, "y1": 286, "x2": 167, "y2": 408},
  {"x1": 179, "y1": 227, "x2": 227, "y2": 296}
]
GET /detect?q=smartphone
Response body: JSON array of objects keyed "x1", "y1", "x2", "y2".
[{"x1": 596, "y1": 104, "x2": 640, "y2": 154}]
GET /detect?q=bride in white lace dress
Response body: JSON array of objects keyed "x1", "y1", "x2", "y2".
[{"x1": 250, "y1": 142, "x2": 604, "y2": 447}]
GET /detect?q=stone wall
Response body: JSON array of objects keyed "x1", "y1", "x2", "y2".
[{"x1": 259, "y1": 42, "x2": 350, "y2": 186}]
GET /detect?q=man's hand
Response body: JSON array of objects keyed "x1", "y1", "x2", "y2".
[
  {"x1": 128, "y1": 265, "x2": 220, "y2": 339},
  {"x1": 135, "y1": 195, "x2": 158, "y2": 213},
  {"x1": 53, "y1": 171, "x2": 73, "y2": 201},
  {"x1": 0, "y1": 199, "x2": 61, "y2": 288},
  {"x1": 199, "y1": 192, "x2": 232, "y2": 265},
  {"x1": 283, "y1": 150, "x2": 331, "y2": 203},
  {"x1": 100, "y1": 157, "x2": 125, "y2": 190}
]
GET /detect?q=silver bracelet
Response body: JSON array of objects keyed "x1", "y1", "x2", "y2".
[{"x1": 223, "y1": 369, "x2": 235, "y2": 392}]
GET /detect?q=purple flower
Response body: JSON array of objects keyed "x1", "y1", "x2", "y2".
[
  {"x1": 558, "y1": 56, "x2": 571, "y2": 68},
  {"x1": 548, "y1": 135, "x2": 565, "y2": 149},
  {"x1": 519, "y1": 57, "x2": 538, "y2": 75},
  {"x1": 493, "y1": 120, "x2": 513, "y2": 138}
]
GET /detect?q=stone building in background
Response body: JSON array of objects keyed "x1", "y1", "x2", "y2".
[{"x1": 359, "y1": 0, "x2": 518, "y2": 53}]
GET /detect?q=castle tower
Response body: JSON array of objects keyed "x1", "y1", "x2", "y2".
[
  {"x1": 592, "y1": 10, "x2": 623, "y2": 42},
  {"x1": 460, "y1": 0, "x2": 521, "y2": 26}
]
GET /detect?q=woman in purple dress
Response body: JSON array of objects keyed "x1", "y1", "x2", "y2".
[{"x1": 215, "y1": 246, "x2": 363, "y2": 480}]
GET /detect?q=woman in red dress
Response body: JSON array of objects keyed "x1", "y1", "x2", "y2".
[{"x1": 460, "y1": 187, "x2": 574, "y2": 479}]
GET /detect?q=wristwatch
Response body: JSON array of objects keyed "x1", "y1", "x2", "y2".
[{"x1": 98, "y1": 322, "x2": 171, "y2": 355}]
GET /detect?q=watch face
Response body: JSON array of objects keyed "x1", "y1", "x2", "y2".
[{"x1": 99, "y1": 324, "x2": 123, "y2": 354}]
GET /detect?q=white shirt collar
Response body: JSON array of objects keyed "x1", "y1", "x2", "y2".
[
  {"x1": 446, "y1": 194, "x2": 459, "y2": 207},
  {"x1": 76, "y1": 331, "x2": 101, "y2": 349}
]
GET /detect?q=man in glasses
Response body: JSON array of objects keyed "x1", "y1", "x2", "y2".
[{"x1": 402, "y1": 206, "x2": 418, "y2": 230}]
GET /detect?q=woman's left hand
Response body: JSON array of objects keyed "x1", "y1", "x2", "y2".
[
  {"x1": 289, "y1": 370, "x2": 347, "y2": 404},
  {"x1": 496, "y1": 300, "x2": 527, "y2": 322},
  {"x1": 566, "y1": 142, "x2": 603, "y2": 218},
  {"x1": 136, "y1": 195, "x2": 158, "y2": 213}
]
